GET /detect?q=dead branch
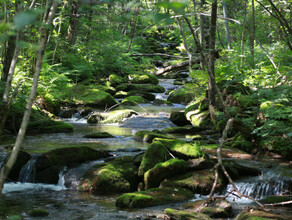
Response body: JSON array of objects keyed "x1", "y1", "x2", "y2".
[{"x1": 155, "y1": 58, "x2": 200, "y2": 75}]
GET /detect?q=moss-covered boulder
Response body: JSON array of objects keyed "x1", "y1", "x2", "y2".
[
  {"x1": 83, "y1": 132, "x2": 114, "y2": 138},
  {"x1": 260, "y1": 195, "x2": 292, "y2": 206},
  {"x1": 120, "y1": 96, "x2": 150, "y2": 106},
  {"x1": 5, "y1": 151, "x2": 31, "y2": 182},
  {"x1": 160, "y1": 169, "x2": 225, "y2": 195},
  {"x1": 144, "y1": 159, "x2": 188, "y2": 189},
  {"x1": 114, "y1": 91, "x2": 128, "y2": 99},
  {"x1": 87, "y1": 110, "x2": 138, "y2": 124},
  {"x1": 187, "y1": 158, "x2": 215, "y2": 171},
  {"x1": 128, "y1": 84, "x2": 165, "y2": 93},
  {"x1": 183, "y1": 199, "x2": 233, "y2": 218},
  {"x1": 134, "y1": 130, "x2": 172, "y2": 143},
  {"x1": 186, "y1": 110, "x2": 210, "y2": 127},
  {"x1": 170, "y1": 111, "x2": 192, "y2": 126},
  {"x1": 109, "y1": 74, "x2": 126, "y2": 86},
  {"x1": 130, "y1": 73, "x2": 159, "y2": 85},
  {"x1": 155, "y1": 138, "x2": 205, "y2": 160},
  {"x1": 138, "y1": 140, "x2": 171, "y2": 177},
  {"x1": 29, "y1": 209, "x2": 49, "y2": 217},
  {"x1": 164, "y1": 208, "x2": 212, "y2": 220},
  {"x1": 153, "y1": 99, "x2": 173, "y2": 106},
  {"x1": 79, "y1": 156, "x2": 139, "y2": 195},
  {"x1": 167, "y1": 88, "x2": 195, "y2": 104},
  {"x1": 162, "y1": 126, "x2": 203, "y2": 134},
  {"x1": 223, "y1": 160, "x2": 261, "y2": 179},
  {"x1": 127, "y1": 91, "x2": 156, "y2": 101},
  {"x1": 35, "y1": 147, "x2": 111, "y2": 184},
  {"x1": 234, "y1": 210, "x2": 289, "y2": 220},
  {"x1": 116, "y1": 187, "x2": 193, "y2": 208}
]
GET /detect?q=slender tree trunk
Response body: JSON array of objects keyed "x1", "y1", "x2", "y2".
[
  {"x1": 66, "y1": 0, "x2": 80, "y2": 46},
  {"x1": 222, "y1": 1, "x2": 231, "y2": 49},
  {"x1": 126, "y1": 7, "x2": 139, "y2": 53},
  {"x1": 0, "y1": 0, "x2": 58, "y2": 195},
  {"x1": 240, "y1": 0, "x2": 247, "y2": 68},
  {"x1": 1, "y1": 35, "x2": 16, "y2": 83},
  {"x1": 176, "y1": 17, "x2": 192, "y2": 73},
  {"x1": 249, "y1": 0, "x2": 255, "y2": 67}
]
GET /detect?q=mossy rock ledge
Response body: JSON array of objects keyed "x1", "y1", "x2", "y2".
[
  {"x1": 79, "y1": 156, "x2": 139, "y2": 195},
  {"x1": 169, "y1": 111, "x2": 192, "y2": 126},
  {"x1": 133, "y1": 130, "x2": 172, "y2": 143},
  {"x1": 234, "y1": 210, "x2": 290, "y2": 220},
  {"x1": 35, "y1": 147, "x2": 111, "y2": 184},
  {"x1": 144, "y1": 158, "x2": 188, "y2": 189},
  {"x1": 164, "y1": 208, "x2": 212, "y2": 220},
  {"x1": 83, "y1": 132, "x2": 114, "y2": 138},
  {"x1": 182, "y1": 199, "x2": 233, "y2": 218},
  {"x1": 115, "y1": 187, "x2": 194, "y2": 209},
  {"x1": 167, "y1": 88, "x2": 196, "y2": 104},
  {"x1": 160, "y1": 169, "x2": 225, "y2": 195},
  {"x1": 130, "y1": 73, "x2": 159, "y2": 85},
  {"x1": 87, "y1": 109, "x2": 138, "y2": 124}
]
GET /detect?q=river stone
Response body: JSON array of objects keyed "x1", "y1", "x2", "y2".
[
  {"x1": 138, "y1": 140, "x2": 171, "y2": 177},
  {"x1": 35, "y1": 147, "x2": 111, "y2": 184},
  {"x1": 120, "y1": 116, "x2": 176, "y2": 130},
  {"x1": 120, "y1": 96, "x2": 150, "y2": 106},
  {"x1": 84, "y1": 90, "x2": 118, "y2": 109},
  {"x1": 160, "y1": 169, "x2": 225, "y2": 195},
  {"x1": 169, "y1": 111, "x2": 192, "y2": 126},
  {"x1": 127, "y1": 84, "x2": 165, "y2": 93},
  {"x1": 127, "y1": 91, "x2": 156, "y2": 101},
  {"x1": 152, "y1": 99, "x2": 173, "y2": 106},
  {"x1": 83, "y1": 132, "x2": 114, "y2": 138},
  {"x1": 115, "y1": 187, "x2": 194, "y2": 209},
  {"x1": 144, "y1": 159, "x2": 188, "y2": 189},
  {"x1": 154, "y1": 138, "x2": 205, "y2": 160},
  {"x1": 5, "y1": 151, "x2": 31, "y2": 182},
  {"x1": 130, "y1": 73, "x2": 159, "y2": 85},
  {"x1": 186, "y1": 110, "x2": 210, "y2": 127},
  {"x1": 87, "y1": 110, "x2": 138, "y2": 124},
  {"x1": 134, "y1": 130, "x2": 172, "y2": 143},
  {"x1": 223, "y1": 160, "x2": 261, "y2": 179},
  {"x1": 59, "y1": 108, "x2": 78, "y2": 118},
  {"x1": 183, "y1": 199, "x2": 233, "y2": 218},
  {"x1": 162, "y1": 125, "x2": 204, "y2": 134},
  {"x1": 79, "y1": 156, "x2": 139, "y2": 195},
  {"x1": 164, "y1": 208, "x2": 212, "y2": 220},
  {"x1": 167, "y1": 88, "x2": 196, "y2": 104},
  {"x1": 109, "y1": 74, "x2": 126, "y2": 86},
  {"x1": 234, "y1": 210, "x2": 289, "y2": 220}
]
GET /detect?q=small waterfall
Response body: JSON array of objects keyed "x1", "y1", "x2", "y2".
[
  {"x1": 57, "y1": 167, "x2": 67, "y2": 189},
  {"x1": 18, "y1": 156, "x2": 38, "y2": 183}
]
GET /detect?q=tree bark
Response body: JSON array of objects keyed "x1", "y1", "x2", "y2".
[
  {"x1": 240, "y1": 0, "x2": 247, "y2": 68},
  {"x1": 222, "y1": 1, "x2": 231, "y2": 49},
  {"x1": 155, "y1": 58, "x2": 200, "y2": 75},
  {"x1": 249, "y1": 0, "x2": 255, "y2": 68},
  {"x1": 0, "y1": 0, "x2": 58, "y2": 195},
  {"x1": 176, "y1": 17, "x2": 192, "y2": 73},
  {"x1": 126, "y1": 7, "x2": 139, "y2": 53},
  {"x1": 1, "y1": 36, "x2": 16, "y2": 83},
  {"x1": 66, "y1": 0, "x2": 80, "y2": 46}
]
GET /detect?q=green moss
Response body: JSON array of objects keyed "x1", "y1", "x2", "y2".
[
  {"x1": 83, "y1": 132, "x2": 114, "y2": 138},
  {"x1": 79, "y1": 156, "x2": 139, "y2": 195},
  {"x1": 116, "y1": 187, "x2": 194, "y2": 208},
  {"x1": 161, "y1": 169, "x2": 225, "y2": 195},
  {"x1": 138, "y1": 141, "x2": 171, "y2": 176},
  {"x1": 155, "y1": 138, "x2": 205, "y2": 159},
  {"x1": 29, "y1": 209, "x2": 49, "y2": 217},
  {"x1": 134, "y1": 130, "x2": 172, "y2": 143},
  {"x1": 127, "y1": 91, "x2": 156, "y2": 101},
  {"x1": 164, "y1": 208, "x2": 212, "y2": 220},
  {"x1": 234, "y1": 211, "x2": 288, "y2": 220},
  {"x1": 167, "y1": 87, "x2": 196, "y2": 104},
  {"x1": 127, "y1": 84, "x2": 165, "y2": 93},
  {"x1": 153, "y1": 99, "x2": 173, "y2": 106},
  {"x1": 122, "y1": 96, "x2": 150, "y2": 104},
  {"x1": 144, "y1": 158, "x2": 187, "y2": 189},
  {"x1": 109, "y1": 74, "x2": 126, "y2": 86},
  {"x1": 162, "y1": 126, "x2": 202, "y2": 134},
  {"x1": 7, "y1": 215, "x2": 22, "y2": 220},
  {"x1": 131, "y1": 73, "x2": 159, "y2": 85},
  {"x1": 69, "y1": 84, "x2": 118, "y2": 108},
  {"x1": 114, "y1": 91, "x2": 128, "y2": 98},
  {"x1": 259, "y1": 196, "x2": 292, "y2": 205},
  {"x1": 186, "y1": 110, "x2": 210, "y2": 127},
  {"x1": 87, "y1": 110, "x2": 138, "y2": 124}
]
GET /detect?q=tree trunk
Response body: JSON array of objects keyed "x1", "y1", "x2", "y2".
[
  {"x1": 249, "y1": 0, "x2": 255, "y2": 68},
  {"x1": 0, "y1": 0, "x2": 58, "y2": 195},
  {"x1": 176, "y1": 17, "x2": 192, "y2": 73},
  {"x1": 155, "y1": 58, "x2": 200, "y2": 75},
  {"x1": 240, "y1": 0, "x2": 247, "y2": 68},
  {"x1": 126, "y1": 7, "x2": 139, "y2": 53},
  {"x1": 1, "y1": 36, "x2": 16, "y2": 83},
  {"x1": 222, "y1": 1, "x2": 231, "y2": 49},
  {"x1": 66, "y1": 0, "x2": 80, "y2": 46}
]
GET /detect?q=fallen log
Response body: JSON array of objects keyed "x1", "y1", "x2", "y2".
[
  {"x1": 130, "y1": 53, "x2": 186, "y2": 59},
  {"x1": 155, "y1": 57, "x2": 200, "y2": 75}
]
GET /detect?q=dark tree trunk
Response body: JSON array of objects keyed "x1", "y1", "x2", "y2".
[
  {"x1": 1, "y1": 35, "x2": 16, "y2": 83},
  {"x1": 66, "y1": 0, "x2": 80, "y2": 46}
]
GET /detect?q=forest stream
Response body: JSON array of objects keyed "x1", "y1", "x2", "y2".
[{"x1": 0, "y1": 78, "x2": 291, "y2": 220}]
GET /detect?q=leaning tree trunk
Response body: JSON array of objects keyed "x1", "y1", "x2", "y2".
[{"x1": 0, "y1": 0, "x2": 58, "y2": 195}]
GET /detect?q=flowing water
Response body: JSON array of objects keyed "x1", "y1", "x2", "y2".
[{"x1": 0, "y1": 79, "x2": 291, "y2": 219}]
